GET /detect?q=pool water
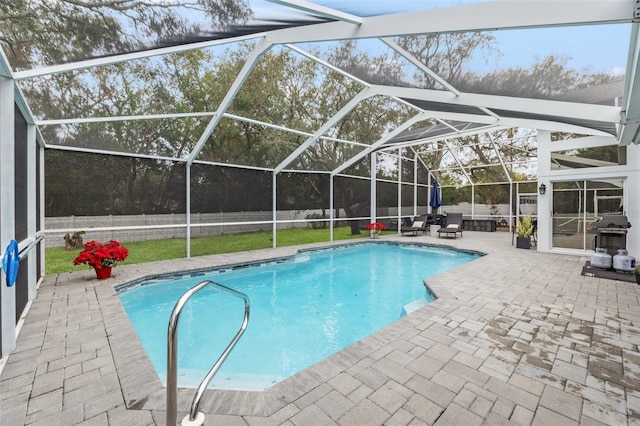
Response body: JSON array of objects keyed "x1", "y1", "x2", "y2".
[{"x1": 117, "y1": 243, "x2": 481, "y2": 390}]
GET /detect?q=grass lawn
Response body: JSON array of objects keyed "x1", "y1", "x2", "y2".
[{"x1": 46, "y1": 226, "x2": 383, "y2": 275}]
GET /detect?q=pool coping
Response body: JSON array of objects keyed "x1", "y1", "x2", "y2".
[
  {"x1": 5, "y1": 230, "x2": 640, "y2": 425},
  {"x1": 114, "y1": 240, "x2": 484, "y2": 295},
  {"x1": 105, "y1": 240, "x2": 485, "y2": 417}
]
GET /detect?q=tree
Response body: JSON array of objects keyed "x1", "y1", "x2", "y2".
[
  {"x1": 289, "y1": 41, "x2": 414, "y2": 234},
  {"x1": 412, "y1": 52, "x2": 611, "y2": 200},
  {"x1": 415, "y1": 128, "x2": 537, "y2": 207},
  {"x1": 22, "y1": 13, "x2": 617, "y2": 221},
  {"x1": 22, "y1": 1, "x2": 251, "y2": 216},
  {"x1": 187, "y1": 41, "x2": 414, "y2": 231},
  {"x1": 462, "y1": 56, "x2": 578, "y2": 98},
  {"x1": 0, "y1": 0, "x2": 252, "y2": 70},
  {"x1": 397, "y1": 33, "x2": 497, "y2": 89},
  {"x1": 36, "y1": 58, "x2": 202, "y2": 215}
]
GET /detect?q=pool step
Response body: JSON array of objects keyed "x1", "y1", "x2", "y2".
[{"x1": 403, "y1": 298, "x2": 430, "y2": 316}]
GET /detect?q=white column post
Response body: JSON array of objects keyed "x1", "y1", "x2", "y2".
[
  {"x1": 38, "y1": 140, "x2": 45, "y2": 278},
  {"x1": 428, "y1": 174, "x2": 432, "y2": 215},
  {"x1": 509, "y1": 182, "x2": 514, "y2": 234},
  {"x1": 397, "y1": 149, "x2": 402, "y2": 219},
  {"x1": 413, "y1": 152, "x2": 418, "y2": 216},
  {"x1": 536, "y1": 130, "x2": 552, "y2": 252},
  {"x1": 185, "y1": 165, "x2": 191, "y2": 257},
  {"x1": 471, "y1": 185, "x2": 475, "y2": 219},
  {"x1": 27, "y1": 124, "x2": 37, "y2": 300},
  {"x1": 272, "y1": 173, "x2": 277, "y2": 248},
  {"x1": 625, "y1": 144, "x2": 640, "y2": 258},
  {"x1": 0, "y1": 75, "x2": 16, "y2": 355},
  {"x1": 370, "y1": 152, "x2": 377, "y2": 223},
  {"x1": 329, "y1": 175, "x2": 334, "y2": 241}
]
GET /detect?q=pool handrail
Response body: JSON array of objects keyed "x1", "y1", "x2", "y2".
[{"x1": 166, "y1": 280, "x2": 250, "y2": 426}]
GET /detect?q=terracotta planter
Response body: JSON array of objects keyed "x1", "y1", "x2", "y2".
[{"x1": 94, "y1": 266, "x2": 112, "y2": 280}]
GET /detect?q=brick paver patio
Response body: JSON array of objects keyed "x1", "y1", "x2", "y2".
[{"x1": 1, "y1": 231, "x2": 639, "y2": 425}]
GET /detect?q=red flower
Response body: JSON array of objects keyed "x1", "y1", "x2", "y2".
[
  {"x1": 73, "y1": 240, "x2": 129, "y2": 269},
  {"x1": 365, "y1": 222, "x2": 386, "y2": 232}
]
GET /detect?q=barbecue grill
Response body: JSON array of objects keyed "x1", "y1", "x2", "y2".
[{"x1": 589, "y1": 215, "x2": 631, "y2": 255}]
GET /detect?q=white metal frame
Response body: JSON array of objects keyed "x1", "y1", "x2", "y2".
[{"x1": 3, "y1": 0, "x2": 640, "y2": 366}]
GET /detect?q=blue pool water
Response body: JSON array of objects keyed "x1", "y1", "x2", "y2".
[{"x1": 117, "y1": 243, "x2": 481, "y2": 390}]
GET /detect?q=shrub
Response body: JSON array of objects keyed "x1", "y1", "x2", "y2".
[{"x1": 517, "y1": 215, "x2": 534, "y2": 238}]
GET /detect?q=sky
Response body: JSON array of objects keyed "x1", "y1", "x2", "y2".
[
  {"x1": 253, "y1": 0, "x2": 631, "y2": 78},
  {"x1": 477, "y1": 24, "x2": 631, "y2": 76},
  {"x1": 255, "y1": 0, "x2": 485, "y2": 18}
]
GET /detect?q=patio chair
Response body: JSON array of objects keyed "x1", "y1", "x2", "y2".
[
  {"x1": 401, "y1": 216, "x2": 428, "y2": 236},
  {"x1": 438, "y1": 213, "x2": 463, "y2": 239},
  {"x1": 401, "y1": 217, "x2": 413, "y2": 227}
]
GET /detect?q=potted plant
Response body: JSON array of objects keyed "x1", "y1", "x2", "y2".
[
  {"x1": 366, "y1": 222, "x2": 386, "y2": 239},
  {"x1": 516, "y1": 215, "x2": 534, "y2": 249},
  {"x1": 73, "y1": 239, "x2": 129, "y2": 279}
]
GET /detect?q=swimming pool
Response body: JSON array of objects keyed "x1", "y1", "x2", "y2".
[{"x1": 117, "y1": 242, "x2": 481, "y2": 390}]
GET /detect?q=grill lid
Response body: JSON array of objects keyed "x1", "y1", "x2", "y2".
[{"x1": 588, "y1": 215, "x2": 631, "y2": 233}]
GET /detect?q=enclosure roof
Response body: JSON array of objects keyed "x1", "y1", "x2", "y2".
[
  {"x1": 2, "y1": 0, "x2": 639, "y2": 184},
  {"x1": 385, "y1": 121, "x2": 492, "y2": 147}
]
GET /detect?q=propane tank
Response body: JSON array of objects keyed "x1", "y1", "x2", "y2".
[
  {"x1": 591, "y1": 248, "x2": 612, "y2": 269},
  {"x1": 613, "y1": 249, "x2": 636, "y2": 273}
]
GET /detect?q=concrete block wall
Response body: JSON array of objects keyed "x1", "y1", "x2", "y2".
[
  {"x1": 44, "y1": 209, "x2": 345, "y2": 248},
  {"x1": 44, "y1": 204, "x2": 510, "y2": 248}
]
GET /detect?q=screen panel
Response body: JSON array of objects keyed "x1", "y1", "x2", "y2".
[{"x1": 14, "y1": 105, "x2": 28, "y2": 241}]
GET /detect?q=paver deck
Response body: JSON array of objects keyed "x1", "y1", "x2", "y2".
[{"x1": 1, "y1": 231, "x2": 639, "y2": 425}]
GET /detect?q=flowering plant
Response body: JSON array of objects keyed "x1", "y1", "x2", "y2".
[
  {"x1": 73, "y1": 240, "x2": 129, "y2": 269},
  {"x1": 366, "y1": 222, "x2": 387, "y2": 233}
]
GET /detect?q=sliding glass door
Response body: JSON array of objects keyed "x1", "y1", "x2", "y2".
[{"x1": 551, "y1": 179, "x2": 624, "y2": 251}]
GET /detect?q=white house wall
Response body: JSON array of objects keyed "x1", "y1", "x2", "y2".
[{"x1": 537, "y1": 131, "x2": 640, "y2": 259}]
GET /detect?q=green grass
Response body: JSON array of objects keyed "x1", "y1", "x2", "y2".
[{"x1": 46, "y1": 226, "x2": 381, "y2": 275}]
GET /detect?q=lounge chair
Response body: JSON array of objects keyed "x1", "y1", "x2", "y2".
[
  {"x1": 401, "y1": 216, "x2": 428, "y2": 236},
  {"x1": 437, "y1": 213, "x2": 463, "y2": 238}
]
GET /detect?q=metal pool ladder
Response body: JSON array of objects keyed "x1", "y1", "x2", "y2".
[{"x1": 166, "y1": 280, "x2": 250, "y2": 426}]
